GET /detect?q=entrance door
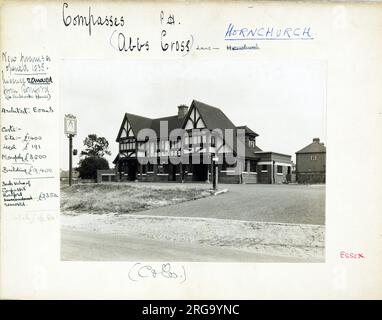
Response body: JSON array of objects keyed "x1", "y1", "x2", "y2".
[
  {"x1": 127, "y1": 161, "x2": 137, "y2": 181},
  {"x1": 192, "y1": 164, "x2": 208, "y2": 181}
]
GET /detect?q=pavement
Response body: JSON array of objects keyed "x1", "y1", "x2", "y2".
[
  {"x1": 61, "y1": 228, "x2": 322, "y2": 262},
  {"x1": 133, "y1": 183, "x2": 325, "y2": 225}
]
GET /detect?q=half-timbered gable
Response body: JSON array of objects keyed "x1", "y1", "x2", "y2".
[{"x1": 184, "y1": 104, "x2": 207, "y2": 130}]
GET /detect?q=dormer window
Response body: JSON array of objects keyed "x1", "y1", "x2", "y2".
[{"x1": 248, "y1": 139, "x2": 255, "y2": 148}]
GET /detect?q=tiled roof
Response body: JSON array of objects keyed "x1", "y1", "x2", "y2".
[
  {"x1": 151, "y1": 115, "x2": 184, "y2": 136},
  {"x1": 191, "y1": 100, "x2": 237, "y2": 131},
  {"x1": 296, "y1": 139, "x2": 326, "y2": 154},
  {"x1": 244, "y1": 144, "x2": 262, "y2": 159},
  {"x1": 236, "y1": 125, "x2": 259, "y2": 137},
  {"x1": 192, "y1": 100, "x2": 263, "y2": 157},
  {"x1": 122, "y1": 100, "x2": 242, "y2": 138},
  {"x1": 124, "y1": 113, "x2": 153, "y2": 135},
  {"x1": 118, "y1": 100, "x2": 264, "y2": 158}
]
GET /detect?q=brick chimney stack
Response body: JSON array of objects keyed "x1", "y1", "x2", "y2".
[{"x1": 178, "y1": 104, "x2": 189, "y2": 118}]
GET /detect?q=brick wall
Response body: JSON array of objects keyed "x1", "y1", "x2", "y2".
[
  {"x1": 256, "y1": 163, "x2": 290, "y2": 184},
  {"x1": 296, "y1": 152, "x2": 326, "y2": 173},
  {"x1": 242, "y1": 172, "x2": 257, "y2": 184},
  {"x1": 296, "y1": 152, "x2": 326, "y2": 184},
  {"x1": 296, "y1": 172, "x2": 326, "y2": 184},
  {"x1": 257, "y1": 164, "x2": 272, "y2": 184},
  {"x1": 97, "y1": 169, "x2": 118, "y2": 183}
]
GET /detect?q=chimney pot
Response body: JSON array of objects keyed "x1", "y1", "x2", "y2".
[
  {"x1": 313, "y1": 138, "x2": 320, "y2": 143},
  {"x1": 178, "y1": 104, "x2": 189, "y2": 118}
]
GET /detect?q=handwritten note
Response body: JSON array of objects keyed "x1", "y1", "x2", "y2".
[
  {"x1": 61, "y1": 3, "x2": 195, "y2": 56},
  {"x1": 128, "y1": 263, "x2": 186, "y2": 284},
  {"x1": 1, "y1": 51, "x2": 58, "y2": 214}
]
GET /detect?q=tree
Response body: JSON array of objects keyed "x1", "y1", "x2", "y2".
[
  {"x1": 77, "y1": 134, "x2": 111, "y2": 180},
  {"x1": 77, "y1": 156, "x2": 109, "y2": 179},
  {"x1": 81, "y1": 134, "x2": 111, "y2": 158}
]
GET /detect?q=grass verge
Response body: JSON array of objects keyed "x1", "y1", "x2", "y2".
[{"x1": 60, "y1": 183, "x2": 213, "y2": 215}]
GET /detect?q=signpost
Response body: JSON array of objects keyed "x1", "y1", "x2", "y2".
[
  {"x1": 64, "y1": 114, "x2": 77, "y2": 186},
  {"x1": 212, "y1": 156, "x2": 219, "y2": 190}
]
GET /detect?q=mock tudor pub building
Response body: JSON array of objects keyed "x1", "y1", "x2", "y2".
[{"x1": 100, "y1": 100, "x2": 292, "y2": 184}]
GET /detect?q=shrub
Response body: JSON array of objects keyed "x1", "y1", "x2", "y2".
[{"x1": 77, "y1": 156, "x2": 109, "y2": 180}]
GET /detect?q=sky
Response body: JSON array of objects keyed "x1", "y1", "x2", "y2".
[{"x1": 59, "y1": 58, "x2": 326, "y2": 170}]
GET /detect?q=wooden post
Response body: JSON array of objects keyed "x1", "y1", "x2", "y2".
[
  {"x1": 69, "y1": 134, "x2": 73, "y2": 186},
  {"x1": 212, "y1": 156, "x2": 219, "y2": 190},
  {"x1": 64, "y1": 114, "x2": 77, "y2": 186}
]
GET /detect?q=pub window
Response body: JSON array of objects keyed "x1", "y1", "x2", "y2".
[
  {"x1": 277, "y1": 165, "x2": 283, "y2": 174},
  {"x1": 147, "y1": 163, "x2": 154, "y2": 172},
  {"x1": 211, "y1": 135, "x2": 216, "y2": 147},
  {"x1": 250, "y1": 160, "x2": 257, "y2": 172},
  {"x1": 261, "y1": 164, "x2": 268, "y2": 171},
  {"x1": 193, "y1": 135, "x2": 201, "y2": 145},
  {"x1": 142, "y1": 165, "x2": 147, "y2": 174}
]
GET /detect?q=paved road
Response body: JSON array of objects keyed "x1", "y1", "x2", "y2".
[
  {"x1": 135, "y1": 183, "x2": 325, "y2": 225},
  {"x1": 61, "y1": 228, "x2": 318, "y2": 262}
]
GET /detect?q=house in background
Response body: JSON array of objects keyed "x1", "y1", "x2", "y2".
[
  {"x1": 295, "y1": 138, "x2": 326, "y2": 184},
  {"x1": 106, "y1": 100, "x2": 292, "y2": 184}
]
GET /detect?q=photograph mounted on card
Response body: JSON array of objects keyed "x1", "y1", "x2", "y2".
[
  {"x1": 59, "y1": 58, "x2": 326, "y2": 263},
  {"x1": 1, "y1": 0, "x2": 381, "y2": 300}
]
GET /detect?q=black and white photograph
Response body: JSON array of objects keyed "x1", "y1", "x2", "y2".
[{"x1": 59, "y1": 59, "x2": 326, "y2": 262}]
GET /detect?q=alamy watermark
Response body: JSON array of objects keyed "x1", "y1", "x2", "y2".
[{"x1": 119, "y1": 121, "x2": 246, "y2": 176}]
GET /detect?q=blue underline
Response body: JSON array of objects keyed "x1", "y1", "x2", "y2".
[{"x1": 224, "y1": 38, "x2": 314, "y2": 41}]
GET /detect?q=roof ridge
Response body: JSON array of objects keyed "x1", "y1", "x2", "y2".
[
  {"x1": 296, "y1": 140, "x2": 326, "y2": 154},
  {"x1": 152, "y1": 114, "x2": 178, "y2": 120},
  {"x1": 125, "y1": 112, "x2": 153, "y2": 120}
]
